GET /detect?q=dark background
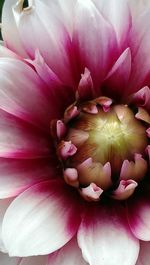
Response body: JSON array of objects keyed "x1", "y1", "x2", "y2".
[{"x1": 0, "y1": 0, "x2": 4, "y2": 20}]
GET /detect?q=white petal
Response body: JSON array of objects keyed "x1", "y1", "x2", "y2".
[
  {"x1": 93, "y1": 0, "x2": 131, "y2": 49},
  {"x1": 2, "y1": 180, "x2": 80, "y2": 257},
  {"x1": 78, "y1": 203, "x2": 139, "y2": 265},
  {"x1": 2, "y1": 0, "x2": 28, "y2": 57}
]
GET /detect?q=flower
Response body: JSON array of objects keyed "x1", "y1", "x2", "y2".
[{"x1": 0, "y1": 0, "x2": 150, "y2": 264}]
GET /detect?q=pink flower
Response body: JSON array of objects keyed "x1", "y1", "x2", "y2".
[{"x1": 0, "y1": 0, "x2": 150, "y2": 264}]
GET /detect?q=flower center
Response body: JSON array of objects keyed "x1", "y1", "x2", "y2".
[{"x1": 51, "y1": 97, "x2": 149, "y2": 201}]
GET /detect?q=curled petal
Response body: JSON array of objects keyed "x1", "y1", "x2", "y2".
[
  {"x1": 77, "y1": 158, "x2": 112, "y2": 190},
  {"x1": 135, "y1": 107, "x2": 150, "y2": 124},
  {"x1": 63, "y1": 168, "x2": 79, "y2": 188},
  {"x1": 64, "y1": 105, "x2": 80, "y2": 123},
  {"x1": 66, "y1": 129, "x2": 89, "y2": 147},
  {"x1": 57, "y1": 141, "x2": 77, "y2": 160},
  {"x1": 77, "y1": 68, "x2": 95, "y2": 101},
  {"x1": 120, "y1": 155, "x2": 148, "y2": 182},
  {"x1": 79, "y1": 183, "x2": 103, "y2": 201},
  {"x1": 111, "y1": 179, "x2": 138, "y2": 200},
  {"x1": 130, "y1": 86, "x2": 150, "y2": 112}
]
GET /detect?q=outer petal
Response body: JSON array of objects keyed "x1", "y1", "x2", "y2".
[
  {"x1": 0, "y1": 158, "x2": 57, "y2": 198},
  {"x1": 78, "y1": 203, "x2": 139, "y2": 265},
  {"x1": 48, "y1": 237, "x2": 88, "y2": 265},
  {"x1": 2, "y1": 180, "x2": 80, "y2": 257},
  {"x1": 93, "y1": 0, "x2": 131, "y2": 50},
  {"x1": 0, "y1": 58, "x2": 59, "y2": 133},
  {"x1": 0, "y1": 109, "x2": 50, "y2": 159},
  {"x1": 0, "y1": 251, "x2": 21, "y2": 265},
  {"x1": 127, "y1": 195, "x2": 150, "y2": 241},
  {"x1": 73, "y1": 0, "x2": 118, "y2": 89},
  {"x1": 136, "y1": 241, "x2": 150, "y2": 265},
  {"x1": 34, "y1": 0, "x2": 77, "y2": 37},
  {"x1": 128, "y1": 9, "x2": 150, "y2": 93},
  {"x1": 2, "y1": 0, "x2": 28, "y2": 57},
  {"x1": 2, "y1": 0, "x2": 76, "y2": 86}
]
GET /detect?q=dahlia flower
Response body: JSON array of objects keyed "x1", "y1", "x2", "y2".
[{"x1": 0, "y1": 0, "x2": 150, "y2": 264}]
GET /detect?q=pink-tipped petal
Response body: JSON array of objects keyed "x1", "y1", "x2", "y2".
[
  {"x1": 48, "y1": 237, "x2": 88, "y2": 265},
  {"x1": 0, "y1": 158, "x2": 57, "y2": 199},
  {"x1": 95, "y1": 96, "x2": 112, "y2": 112},
  {"x1": 73, "y1": 0, "x2": 117, "y2": 89},
  {"x1": 103, "y1": 48, "x2": 132, "y2": 100},
  {"x1": 2, "y1": 180, "x2": 80, "y2": 257},
  {"x1": 64, "y1": 168, "x2": 79, "y2": 188},
  {"x1": 79, "y1": 183, "x2": 103, "y2": 201},
  {"x1": 130, "y1": 86, "x2": 150, "y2": 112},
  {"x1": 0, "y1": 109, "x2": 50, "y2": 159},
  {"x1": 127, "y1": 196, "x2": 150, "y2": 241},
  {"x1": 78, "y1": 203, "x2": 139, "y2": 265},
  {"x1": 0, "y1": 58, "x2": 60, "y2": 133},
  {"x1": 57, "y1": 141, "x2": 77, "y2": 160},
  {"x1": 135, "y1": 107, "x2": 150, "y2": 124},
  {"x1": 64, "y1": 105, "x2": 80, "y2": 123},
  {"x1": 111, "y1": 180, "x2": 138, "y2": 200},
  {"x1": 146, "y1": 128, "x2": 150, "y2": 138},
  {"x1": 120, "y1": 155, "x2": 148, "y2": 182},
  {"x1": 82, "y1": 103, "x2": 98, "y2": 114},
  {"x1": 77, "y1": 68, "x2": 95, "y2": 101}
]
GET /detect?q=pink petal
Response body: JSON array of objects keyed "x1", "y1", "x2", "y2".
[
  {"x1": 73, "y1": 0, "x2": 118, "y2": 89},
  {"x1": 0, "y1": 158, "x2": 57, "y2": 198},
  {"x1": 0, "y1": 109, "x2": 50, "y2": 159},
  {"x1": 103, "y1": 48, "x2": 131, "y2": 100},
  {"x1": 93, "y1": 0, "x2": 131, "y2": 50},
  {"x1": 136, "y1": 241, "x2": 150, "y2": 265},
  {"x1": 48, "y1": 237, "x2": 88, "y2": 265},
  {"x1": 0, "y1": 251, "x2": 21, "y2": 265},
  {"x1": 0, "y1": 58, "x2": 58, "y2": 133},
  {"x1": 78, "y1": 203, "x2": 139, "y2": 265},
  {"x1": 2, "y1": 180, "x2": 80, "y2": 257},
  {"x1": 127, "y1": 196, "x2": 150, "y2": 241},
  {"x1": 0, "y1": 198, "x2": 14, "y2": 252},
  {"x1": 130, "y1": 86, "x2": 150, "y2": 112},
  {"x1": 28, "y1": 51, "x2": 75, "y2": 119}
]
